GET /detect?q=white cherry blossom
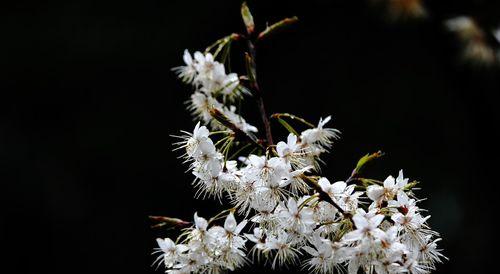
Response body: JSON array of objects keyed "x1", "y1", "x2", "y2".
[
  {"x1": 367, "y1": 170, "x2": 410, "y2": 203},
  {"x1": 342, "y1": 209, "x2": 385, "y2": 242},
  {"x1": 172, "y1": 49, "x2": 197, "y2": 84},
  {"x1": 300, "y1": 116, "x2": 340, "y2": 148}
]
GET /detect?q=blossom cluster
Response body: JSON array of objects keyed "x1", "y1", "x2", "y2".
[
  {"x1": 153, "y1": 5, "x2": 444, "y2": 273},
  {"x1": 154, "y1": 212, "x2": 248, "y2": 273},
  {"x1": 173, "y1": 50, "x2": 257, "y2": 134},
  {"x1": 155, "y1": 112, "x2": 445, "y2": 273}
]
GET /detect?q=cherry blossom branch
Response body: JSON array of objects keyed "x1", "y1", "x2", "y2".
[
  {"x1": 159, "y1": 3, "x2": 446, "y2": 273},
  {"x1": 300, "y1": 175, "x2": 351, "y2": 218}
]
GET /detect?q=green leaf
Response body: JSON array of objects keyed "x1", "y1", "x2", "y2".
[
  {"x1": 352, "y1": 151, "x2": 384, "y2": 176},
  {"x1": 241, "y1": 2, "x2": 255, "y2": 34},
  {"x1": 277, "y1": 118, "x2": 299, "y2": 136},
  {"x1": 403, "y1": 180, "x2": 420, "y2": 191},
  {"x1": 271, "y1": 112, "x2": 315, "y2": 128}
]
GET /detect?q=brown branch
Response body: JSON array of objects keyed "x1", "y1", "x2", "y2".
[
  {"x1": 301, "y1": 175, "x2": 351, "y2": 219},
  {"x1": 149, "y1": 216, "x2": 191, "y2": 229},
  {"x1": 245, "y1": 39, "x2": 274, "y2": 146},
  {"x1": 209, "y1": 108, "x2": 264, "y2": 149},
  {"x1": 257, "y1": 16, "x2": 299, "y2": 41}
]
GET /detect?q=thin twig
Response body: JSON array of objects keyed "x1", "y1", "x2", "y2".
[{"x1": 246, "y1": 39, "x2": 274, "y2": 146}]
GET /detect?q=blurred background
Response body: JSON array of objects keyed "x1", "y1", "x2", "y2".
[{"x1": 1, "y1": 0, "x2": 499, "y2": 273}]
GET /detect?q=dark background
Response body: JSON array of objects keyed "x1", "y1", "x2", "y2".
[{"x1": 1, "y1": 0, "x2": 499, "y2": 273}]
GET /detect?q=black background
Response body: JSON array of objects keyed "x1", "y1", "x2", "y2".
[{"x1": 1, "y1": 0, "x2": 499, "y2": 273}]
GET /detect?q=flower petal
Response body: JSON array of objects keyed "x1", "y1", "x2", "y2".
[{"x1": 224, "y1": 212, "x2": 237, "y2": 232}]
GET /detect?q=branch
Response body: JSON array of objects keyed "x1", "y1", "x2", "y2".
[
  {"x1": 245, "y1": 39, "x2": 274, "y2": 146},
  {"x1": 149, "y1": 216, "x2": 191, "y2": 229},
  {"x1": 301, "y1": 175, "x2": 351, "y2": 218},
  {"x1": 209, "y1": 107, "x2": 264, "y2": 149},
  {"x1": 258, "y1": 16, "x2": 299, "y2": 41}
]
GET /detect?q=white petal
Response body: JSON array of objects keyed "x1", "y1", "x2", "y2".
[
  {"x1": 248, "y1": 155, "x2": 264, "y2": 167},
  {"x1": 207, "y1": 159, "x2": 222, "y2": 177},
  {"x1": 194, "y1": 51, "x2": 204, "y2": 63},
  {"x1": 318, "y1": 177, "x2": 331, "y2": 192},
  {"x1": 397, "y1": 169, "x2": 409, "y2": 187},
  {"x1": 319, "y1": 116, "x2": 331, "y2": 128},
  {"x1": 342, "y1": 230, "x2": 363, "y2": 242},
  {"x1": 183, "y1": 49, "x2": 192, "y2": 65},
  {"x1": 371, "y1": 228, "x2": 385, "y2": 239},
  {"x1": 176, "y1": 244, "x2": 189, "y2": 253},
  {"x1": 396, "y1": 192, "x2": 410, "y2": 205},
  {"x1": 367, "y1": 185, "x2": 384, "y2": 201},
  {"x1": 198, "y1": 139, "x2": 215, "y2": 155},
  {"x1": 331, "y1": 181, "x2": 346, "y2": 194},
  {"x1": 370, "y1": 214, "x2": 385, "y2": 227},
  {"x1": 224, "y1": 212, "x2": 237, "y2": 232},
  {"x1": 235, "y1": 220, "x2": 247, "y2": 234},
  {"x1": 196, "y1": 126, "x2": 209, "y2": 139},
  {"x1": 287, "y1": 133, "x2": 297, "y2": 146},
  {"x1": 194, "y1": 212, "x2": 207, "y2": 230},
  {"x1": 385, "y1": 226, "x2": 399, "y2": 239},
  {"x1": 193, "y1": 121, "x2": 201, "y2": 134},
  {"x1": 268, "y1": 157, "x2": 285, "y2": 168},
  {"x1": 156, "y1": 238, "x2": 167, "y2": 250},
  {"x1": 383, "y1": 175, "x2": 396, "y2": 188},
  {"x1": 245, "y1": 234, "x2": 258, "y2": 243},
  {"x1": 348, "y1": 259, "x2": 360, "y2": 274},
  {"x1": 276, "y1": 141, "x2": 287, "y2": 157},
  {"x1": 352, "y1": 214, "x2": 369, "y2": 229},
  {"x1": 397, "y1": 169, "x2": 404, "y2": 182},
  {"x1": 391, "y1": 213, "x2": 404, "y2": 224},
  {"x1": 287, "y1": 198, "x2": 298, "y2": 214},
  {"x1": 205, "y1": 53, "x2": 214, "y2": 62},
  {"x1": 303, "y1": 246, "x2": 319, "y2": 256}
]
